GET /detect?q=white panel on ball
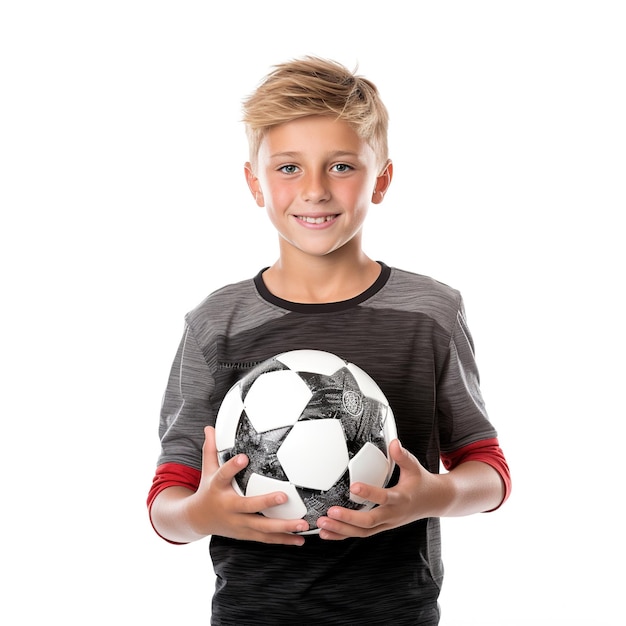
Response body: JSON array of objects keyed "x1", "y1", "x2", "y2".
[
  {"x1": 244, "y1": 370, "x2": 312, "y2": 431},
  {"x1": 246, "y1": 473, "x2": 307, "y2": 519},
  {"x1": 348, "y1": 442, "x2": 391, "y2": 504},
  {"x1": 346, "y1": 362, "x2": 389, "y2": 405},
  {"x1": 277, "y1": 419, "x2": 349, "y2": 491},
  {"x1": 214, "y1": 384, "x2": 244, "y2": 450},
  {"x1": 276, "y1": 349, "x2": 345, "y2": 375}
]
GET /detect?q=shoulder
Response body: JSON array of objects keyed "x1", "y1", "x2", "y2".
[
  {"x1": 371, "y1": 266, "x2": 463, "y2": 323},
  {"x1": 188, "y1": 276, "x2": 258, "y2": 320},
  {"x1": 388, "y1": 267, "x2": 461, "y2": 300},
  {"x1": 183, "y1": 272, "x2": 284, "y2": 346}
]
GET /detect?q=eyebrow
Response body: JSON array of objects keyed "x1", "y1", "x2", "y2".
[{"x1": 268, "y1": 150, "x2": 362, "y2": 160}]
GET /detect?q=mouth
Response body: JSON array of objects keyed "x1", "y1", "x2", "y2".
[{"x1": 295, "y1": 214, "x2": 338, "y2": 224}]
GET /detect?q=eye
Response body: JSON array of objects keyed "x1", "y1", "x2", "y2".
[
  {"x1": 279, "y1": 164, "x2": 299, "y2": 174},
  {"x1": 332, "y1": 163, "x2": 353, "y2": 173}
]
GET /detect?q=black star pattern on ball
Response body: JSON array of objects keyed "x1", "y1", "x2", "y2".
[{"x1": 230, "y1": 412, "x2": 291, "y2": 492}]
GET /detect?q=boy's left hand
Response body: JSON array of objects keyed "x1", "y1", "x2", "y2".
[{"x1": 315, "y1": 439, "x2": 443, "y2": 540}]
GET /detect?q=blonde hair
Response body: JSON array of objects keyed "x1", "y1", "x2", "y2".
[{"x1": 242, "y1": 56, "x2": 389, "y2": 171}]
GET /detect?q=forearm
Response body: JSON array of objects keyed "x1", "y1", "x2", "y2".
[
  {"x1": 435, "y1": 461, "x2": 505, "y2": 517},
  {"x1": 150, "y1": 486, "x2": 208, "y2": 544}
]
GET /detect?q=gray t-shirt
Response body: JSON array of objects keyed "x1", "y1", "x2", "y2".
[{"x1": 156, "y1": 263, "x2": 498, "y2": 625}]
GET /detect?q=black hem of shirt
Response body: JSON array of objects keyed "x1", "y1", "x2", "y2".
[{"x1": 253, "y1": 262, "x2": 391, "y2": 313}]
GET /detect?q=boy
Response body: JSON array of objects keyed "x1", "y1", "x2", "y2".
[{"x1": 148, "y1": 57, "x2": 511, "y2": 625}]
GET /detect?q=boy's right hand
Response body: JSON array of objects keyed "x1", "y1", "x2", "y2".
[{"x1": 186, "y1": 426, "x2": 308, "y2": 546}]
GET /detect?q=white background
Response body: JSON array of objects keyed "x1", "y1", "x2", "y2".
[{"x1": 1, "y1": 1, "x2": 624, "y2": 624}]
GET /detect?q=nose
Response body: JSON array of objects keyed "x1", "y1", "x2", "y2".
[{"x1": 302, "y1": 172, "x2": 330, "y2": 203}]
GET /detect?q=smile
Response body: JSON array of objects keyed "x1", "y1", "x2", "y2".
[{"x1": 296, "y1": 215, "x2": 337, "y2": 224}]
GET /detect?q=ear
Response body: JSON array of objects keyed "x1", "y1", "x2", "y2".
[
  {"x1": 244, "y1": 162, "x2": 265, "y2": 207},
  {"x1": 372, "y1": 160, "x2": 393, "y2": 205}
]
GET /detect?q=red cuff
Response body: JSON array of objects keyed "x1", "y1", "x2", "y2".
[
  {"x1": 440, "y1": 438, "x2": 511, "y2": 510},
  {"x1": 147, "y1": 462, "x2": 202, "y2": 543}
]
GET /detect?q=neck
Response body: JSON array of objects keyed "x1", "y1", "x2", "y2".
[{"x1": 263, "y1": 248, "x2": 381, "y2": 304}]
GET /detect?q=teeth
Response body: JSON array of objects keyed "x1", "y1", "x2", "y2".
[{"x1": 298, "y1": 215, "x2": 334, "y2": 224}]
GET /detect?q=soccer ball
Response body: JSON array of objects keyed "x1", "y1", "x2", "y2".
[{"x1": 214, "y1": 349, "x2": 397, "y2": 534}]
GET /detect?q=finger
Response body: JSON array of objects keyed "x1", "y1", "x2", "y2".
[
  {"x1": 237, "y1": 492, "x2": 312, "y2": 535},
  {"x1": 324, "y1": 504, "x2": 379, "y2": 531},
  {"x1": 230, "y1": 488, "x2": 312, "y2": 535},
  {"x1": 226, "y1": 509, "x2": 309, "y2": 545},
  {"x1": 263, "y1": 532, "x2": 307, "y2": 546},
  {"x1": 254, "y1": 514, "x2": 311, "y2": 537},
  {"x1": 349, "y1": 481, "x2": 388, "y2": 506},
  {"x1": 246, "y1": 527, "x2": 307, "y2": 546},
  {"x1": 236, "y1": 490, "x2": 290, "y2": 515},
  {"x1": 317, "y1": 513, "x2": 369, "y2": 539},
  {"x1": 318, "y1": 527, "x2": 349, "y2": 541}
]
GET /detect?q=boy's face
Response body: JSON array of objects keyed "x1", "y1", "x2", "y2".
[{"x1": 245, "y1": 116, "x2": 392, "y2": 261}]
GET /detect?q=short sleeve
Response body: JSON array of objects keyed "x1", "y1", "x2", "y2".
[
  {"x1": 437, "y1": 302, "x2": 498, "y2": 453},
  {"x1": 157, "y1": 324, "x2": 215, "y2": 470}
]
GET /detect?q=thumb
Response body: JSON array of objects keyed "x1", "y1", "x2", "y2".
[
  {"x1": 202, "y1": 425, "x2": 248, "y2": 486},
  {"x1": 389, "y1": 438, "x2": 420, "y2": 472},
  {"x1": 201, "y1": 425, "x2": 219, "y2": 474}
]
